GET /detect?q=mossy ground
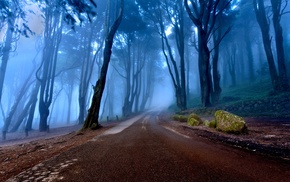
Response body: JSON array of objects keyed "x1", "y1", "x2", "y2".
[{"x1": 174, "y1": 79, "x2": 290, "y2": 118}]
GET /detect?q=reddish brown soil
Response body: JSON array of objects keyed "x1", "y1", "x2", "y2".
[
  {"x1": 0, "y1": 124, "x2": 117, "y2": 181},
  {"x1": 1, "y1": 115, "x2": 290, "y2": 181},
  {"x1": 159, "y1": 114, "x2": 290, "y2": 160}
]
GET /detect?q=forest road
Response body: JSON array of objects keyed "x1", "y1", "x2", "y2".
[{"x1": 22, "y1": 112, "x2": 290, "y2": 181}]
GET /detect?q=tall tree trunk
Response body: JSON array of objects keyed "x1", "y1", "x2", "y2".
[
  {"x1": 83, "y1": 0, "x2": 124, "y2": 129},
  {"x1": 0, "y1": 18, "x2": 15, "y2": 102},
  {"x1": 244, "y1": 28, "x2": 255, "y2": 81},
  {"x1": 78, "y1": 24, "x2": 96, "y2": 124},
  {"x1": 229, "y1": 54, "x2": 237, "y2": 87},
  {"x1": 253, "y1": 0, "x2": 279, "y2": 91},
  {"x1": 38, "y1": 9, "x2": 63, "y2": 131},
  {"x1": 198, "y1": 29, "x2": 211, "y2": 107},
  {"x1": 271, "y1": 0, "x2": 289, "y2": 91},
  {"x1": 122, "y1": 36, "x2": 132, "y2": 117},
  {"x1": 212, "y1": 30, "x2": 222, "y2": 105}
]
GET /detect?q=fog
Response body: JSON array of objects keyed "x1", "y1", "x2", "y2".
[{"x1": 1, "y1": 0, "x2": 290, "y2": 138}]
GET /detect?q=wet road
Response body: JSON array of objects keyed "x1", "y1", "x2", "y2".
[{"x1": 51, "y1": 112, "x2": 290, "y2": 181}]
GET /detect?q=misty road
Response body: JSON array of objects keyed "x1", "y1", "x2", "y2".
[{"x1": 20, "y1": 112, "x2": 290, "y2": 181}]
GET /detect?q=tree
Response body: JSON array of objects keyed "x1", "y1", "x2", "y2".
[
  {"x1": 36, "y1": 1, "x2": 64, "y2": 131},
  {"x1": 2, "y1": 70, "x2": 34, "y2": 139},
  {"x1": 35, "y1": 0, "x2": 97, "y2": 131},
  {"x1": 138, "y1": 0, "x2": 188, "y2": 111},
  {"x1": 270, "y1": 0, "x2": 289, "y2": 91},
  {"x1": 83, "y1": 0, "x2": 124, "y2": 129},
  {"x1": 114, "y1": 0, "x2": 149, "y2": 116},
  {"x1": 184, "y1": 0, "x2": 232, "y2": 107},
  {"x1": 0, "y1": 0, "x2": 32, "y2": 102},
  {"x1": 253, "y1": 0, "x2": 289, "y2": 92},
  {"x1": 211, "y1": 3, "x2": 234, "y2": 104}
]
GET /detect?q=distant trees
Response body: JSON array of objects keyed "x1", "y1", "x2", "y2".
[
  {"x1": 114, "y1": 0, "x2": 154, "y2": 116},
  {"x1": 0, "y1": 0, "x2": 32, "y2": 102},
  {"x1": 35, "y1": 0, "x2": 97, "y2": 131},
  {"x1": 137, "y1": 0, "x2": 188, "y2": 111}
]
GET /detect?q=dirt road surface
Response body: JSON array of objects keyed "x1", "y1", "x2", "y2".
[{"x1": 7, "y1": 112, "x2": 290, "y2": 182}]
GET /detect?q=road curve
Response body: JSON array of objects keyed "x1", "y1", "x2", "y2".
[{"x1": 15, "y1": 112, "x2": 290, "y2": 181}]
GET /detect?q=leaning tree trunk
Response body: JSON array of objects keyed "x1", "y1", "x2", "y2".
[
  {"x1": 10, "y1": 81, "x2": 40, "y2": 132},
  {"x1": 83, "y1": 0, "x2": 124, "y2": 129},
  {"x1": 2, "y1": 73, "x2": 34, "y2": 139}
]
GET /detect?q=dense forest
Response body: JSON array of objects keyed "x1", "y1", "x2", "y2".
[{"x1": 0, "y1": 0, "x2": 289, "y2": 138}]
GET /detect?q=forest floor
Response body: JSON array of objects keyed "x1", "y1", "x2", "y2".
[{"x1": 1, "y1": 113, "x2": 290, "y2": 181}]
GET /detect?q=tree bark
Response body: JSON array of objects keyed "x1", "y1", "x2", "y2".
[
  {"x1": 212, "y1": 30, "x2": 222, "y2": 105},
  {"x1": 198, "y1": 32, "x2": 212, "y2": 107},
  {"x1": 0, "y1": 17, "x2": 15, "y2": 102},
  {"x1": 253, "y1": 0, "x2": 279, "y2": 91},
  {"x1": 83, "y1": 0, "x2": 124, "y2": 129},
  {"x1": 271, "y1": 0, "x2": 289, "y2": 91},
  {"x1": 38, "y1": 7, "x2": 63, "y2": 131}
]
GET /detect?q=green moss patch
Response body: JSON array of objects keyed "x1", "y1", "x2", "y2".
[
  {"x1": 172, "y1": 115, "x2": 188, "y2": 122},
  {"x1": 187, "y1": 113, "x2": 203, "y2": 126},
  {"x1": 215, "y1": 110, "x2": 247, "y2": 134}
]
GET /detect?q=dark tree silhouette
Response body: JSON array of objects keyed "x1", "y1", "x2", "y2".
[
  {"x1": 83, "y1": 0, "x2": 124, "y2": 129},
  {"x1": 184, "y1": 0, "x2": 232, "y2": 107}
]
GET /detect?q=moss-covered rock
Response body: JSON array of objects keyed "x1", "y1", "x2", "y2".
[
  {"x1": 215, "y1": 110, "x2": 247, "y2": 133},
  {"x1": 209, "y1": 120, "x2": 217, "y2": 128},
  {"x1": 187, "y1": 113, "x2": 203, "y2": 126},
  {"x1": 172, "y1": 114, "x2": 188, "y2": 122},
  {"x1": 203, "y1": 120, "x2": 210, "y2": 127}
]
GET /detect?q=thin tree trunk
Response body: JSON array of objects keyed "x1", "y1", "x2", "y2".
[
  {"x1": 0, "y1": 18, "x2": 15, "y2": 102},
  {"x1": 244, "y1": 28, "x2": 255, "y2": 81},
  {"x1": 2, "y1": 72, "x2": 34, "y2": 139}
]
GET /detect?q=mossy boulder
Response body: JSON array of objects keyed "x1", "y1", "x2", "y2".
[
  {"x1": 208, "y1": 120, "x2": 217, "y2": 128},
  {"x1": 215, "y1": 110, "x2": 247, "y2": 133},
  {"x1": 172, "y1": 114, "x2": 188, "y2": 122},
  {"x1": 187, "y1": 113, "x2": 203, "y2": 126},
  {"x1": 204, "y1": 120, "x2": 210, "y2": 127}
]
